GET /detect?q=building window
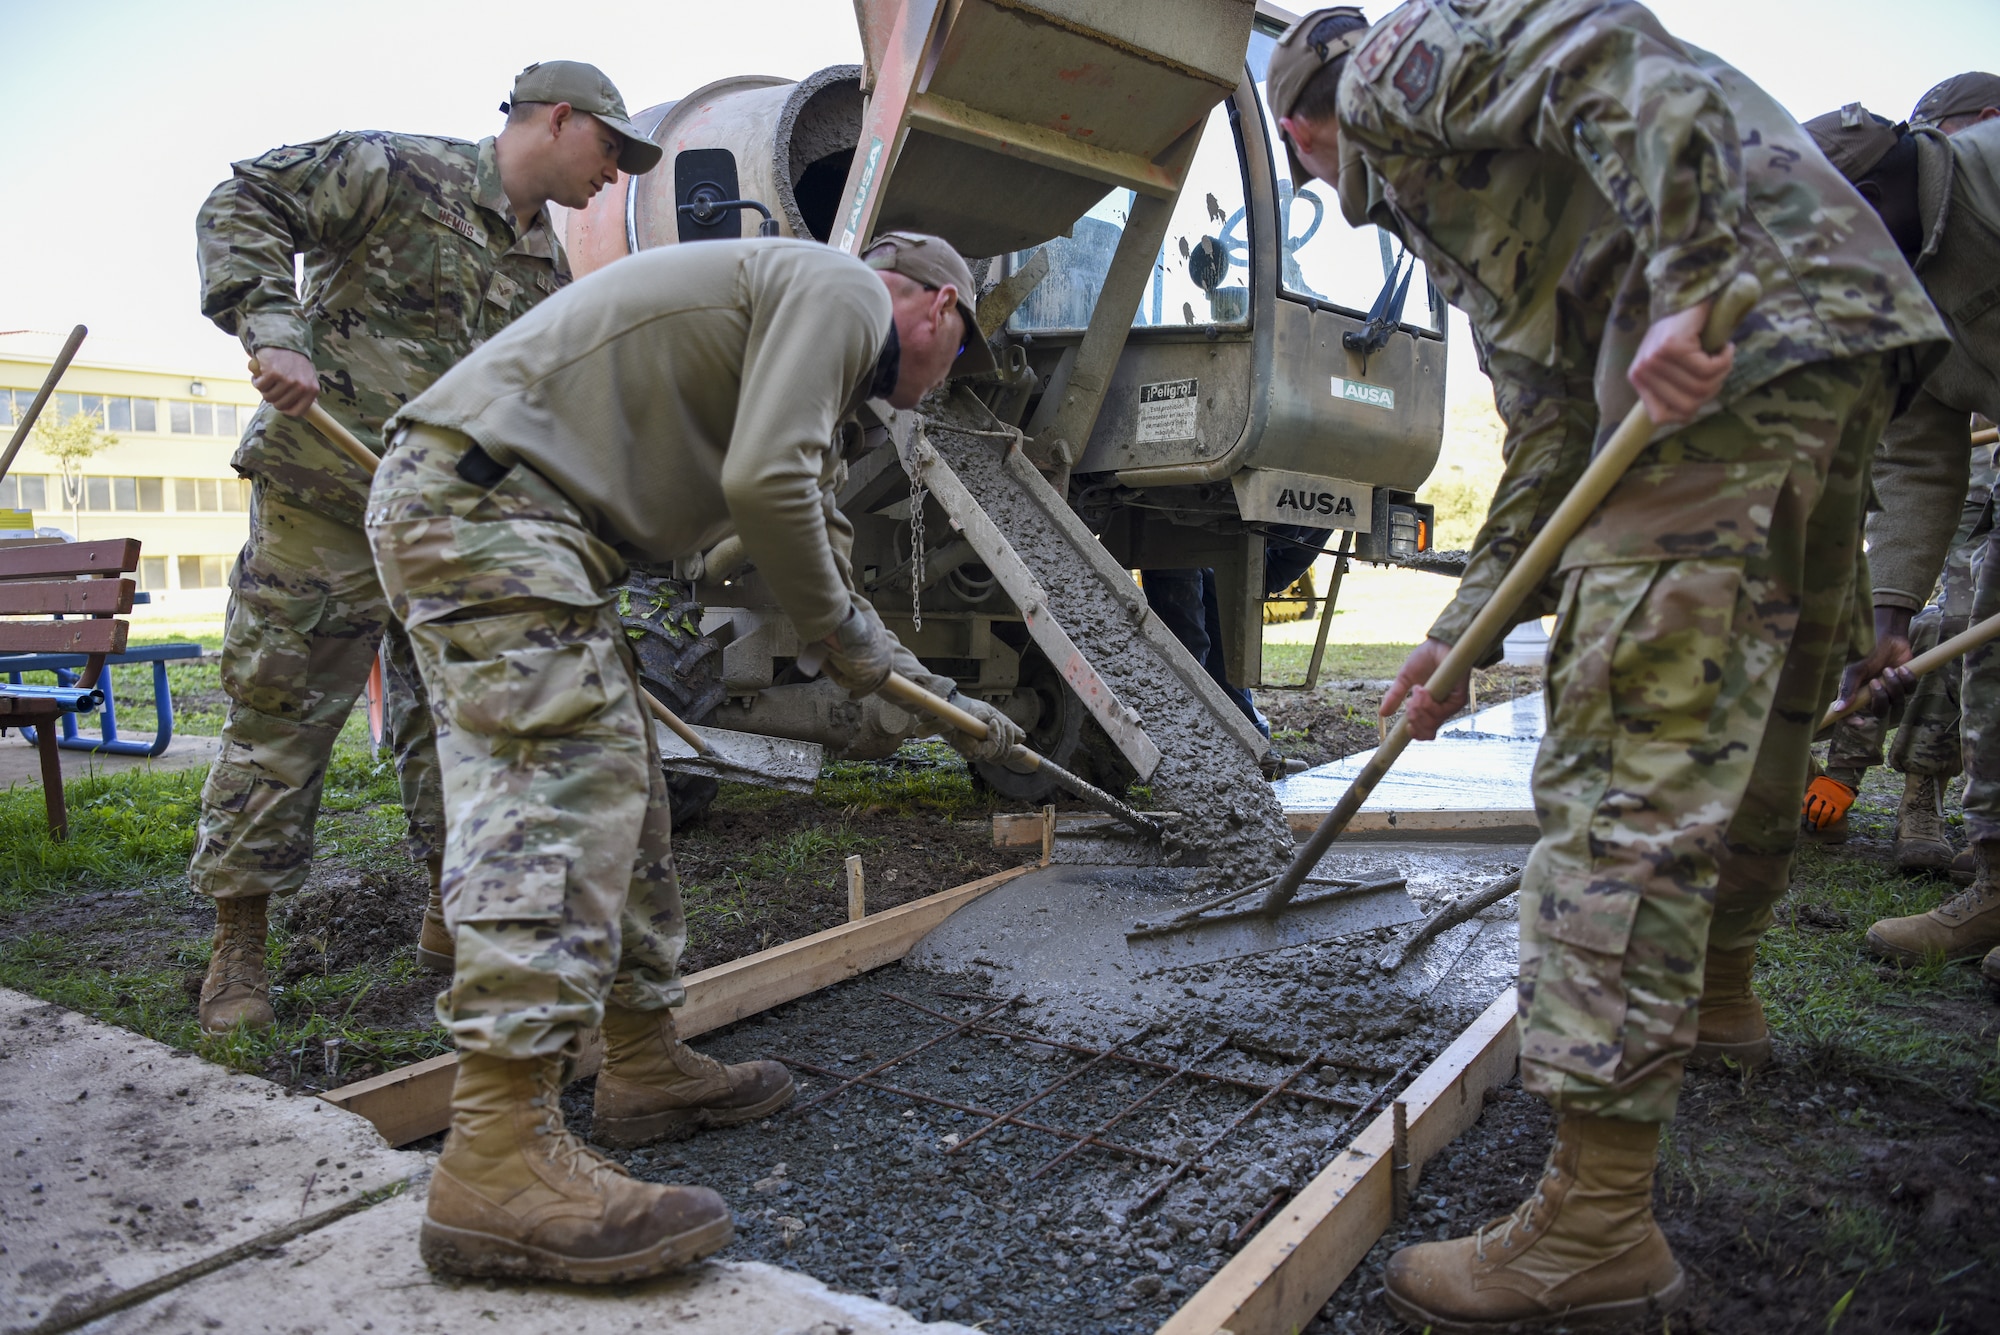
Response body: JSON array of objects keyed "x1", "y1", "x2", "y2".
[
  {"x1": 70, "y1": 477, "x2": 167, "y2": 511},
  {"x1": 0, "y1": 475, "x2": 49, "y2": 510},
  {"x1": 178, "y1": 555, "x2": 232, "y2": 589},
  {"x1": 139, "y1": 557, "x2": 168, "y2": 591},
  {"x1": 166, "y1": 400, "x2": 243, "y2": 436},
  {"x1": 171, "y1": 477, "x2": 249, "y2": 511},
  {"x1": 1, "y1": 475, "x2": 40, "y2": 509}
]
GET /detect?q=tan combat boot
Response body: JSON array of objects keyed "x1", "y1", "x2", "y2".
[
  {"x1": 1383, "y1": 1115, "x2": 1684, "y2": 1333},
  {"x1": 421, "y1": 1049, "x2": 734, "y2": 1282},
  {"x1": 198, "y1": 895, "x2": 275, "y2": 1034},
  {"x1": 1893, "y1": 772, "x2": 1956, "y2": 872},
  {"x1": 590, "y1": 1005, "x2": 795, "y2": 1149},
  {"x1": 416, "y1": 854, "x2": 453, "y2": 974},
  {"x1": 1691, "y1": 944, "x2": 1771, "y2": 1070},
  {"x1": 1867, "y1": 839, "x2": 2000, "y2": 964}
]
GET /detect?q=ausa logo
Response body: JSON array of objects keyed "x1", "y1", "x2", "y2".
[
  {"x1": 1331, "y1": 375, "x2": 1396, "y2": 410},
  {"x1": 1230, "y1": 469, "x2": 1373, "y2": 530},
  {"x1": 1275, "y1": 488, "x2": 1360, "y2": 519}
]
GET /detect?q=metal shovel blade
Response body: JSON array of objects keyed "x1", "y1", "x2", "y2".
[
  {"x1": 654, "y1": 721, "x2": 823, "y2": 793},
  {"x1": 1124, "y1": 879, "x2": 1423, "y2": 971}
]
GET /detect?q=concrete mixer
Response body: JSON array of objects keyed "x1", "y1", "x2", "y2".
[{"x1": 561, "y1": 0, "x2": 1449, "y2": 877}]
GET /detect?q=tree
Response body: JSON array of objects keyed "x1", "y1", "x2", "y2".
[{"x1": 31, "y1": 403, "x2": 116, "y2": 539}]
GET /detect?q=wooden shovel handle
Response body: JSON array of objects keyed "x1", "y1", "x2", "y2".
[{"x1": 248, "y1": 355, "x2": 381, "y2": 476}]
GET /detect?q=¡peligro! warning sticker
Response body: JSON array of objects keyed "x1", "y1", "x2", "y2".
[{"x1": 1136, "y1": 379, "x2": 1199, "y2": 443}]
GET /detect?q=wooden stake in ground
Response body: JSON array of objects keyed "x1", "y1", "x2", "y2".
[{"x1": 845, "y1": 855, "x2": 865, "y2": 922}]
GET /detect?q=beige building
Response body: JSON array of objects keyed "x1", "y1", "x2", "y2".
[{"x1": 1, "y1": 331, "x2": 263, "y2": 618}]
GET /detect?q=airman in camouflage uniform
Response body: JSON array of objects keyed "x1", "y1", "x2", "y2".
[
  {"x1": 1818, "y1": 441, "x2": 1991, "y2": 865},
  {"x1": 367, "y1": 233, "x2": 1010, "y2": 1284},
  {"x1": 1270, "y1": 4, "x2": 1947, "y2": 1327},
  {"x1": 190, "y1": 61, "x2": 661, "y2": 1035},
  {"x1": 1803, "y1": 89, "x2": 2000, "y2": 984}
]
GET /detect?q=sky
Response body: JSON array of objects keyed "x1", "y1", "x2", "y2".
[{"x1": 2, "y1": 0, "x2": 1996, "y2": 392}]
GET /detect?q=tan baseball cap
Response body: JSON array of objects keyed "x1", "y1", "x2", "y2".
[
  {"x1": 1266, "y1": 7, "x2": 1372, "y2": 187},
  {"x1": 862, "y1": 231, "x2": 998, "y2": 378},
  {"x1": 506, "y1": 61, "x2": 661, "y2": 175},
  {"x1": 1912, "y1": 72, "x2": 2000, "y2": 128},
  {"x1": 1803, "y1": 102, "x2": 1904, "y2": 181}
]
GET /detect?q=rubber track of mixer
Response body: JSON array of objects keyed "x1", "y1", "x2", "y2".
[{"x1": 926, "y1": 423, "x2": 1292, "y2": 886}]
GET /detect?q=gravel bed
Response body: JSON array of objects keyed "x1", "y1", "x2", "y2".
[{"x1": 568, "y1": 967, "x2": 1456, "y2": 1333}]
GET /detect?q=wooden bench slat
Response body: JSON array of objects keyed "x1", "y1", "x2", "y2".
[
  {"x1": 0, "y1": 619, "x2": 129, "y2": 655},
  {"x1": 0, "y1": 579, "x2": 135, "y2": 616},
  {"x1": 0, "y1": 539, "x2": 142, "y2": 580}
]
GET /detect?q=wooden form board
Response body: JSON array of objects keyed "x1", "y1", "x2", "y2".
[
  {"x1": 1154, "y1": 987, "x2": 1520, "y2": 1335},
  {"x1": 1285, "y1": 808, "x2": 1540, "y2": 841},
  {"x1": 320, "y1": 864, "x2": 1034, "y2": 1145},
  {"x1": 993, "y1": 809, "x2": 1541, "y2": 849}
]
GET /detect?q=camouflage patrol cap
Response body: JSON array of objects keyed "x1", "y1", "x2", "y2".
[
  {"x1": 862, "y1": 231, "x2": 998, "y2": 377},
  {"x1": 1911, "y1": 72, "x2": 2000, "y2": 129},
  {"x1": 1266, "y1": 8, "x2": 1372, "y2": 188},
  {"x1": 506, "y1": 61, "x2": 661, "y2": 175},
  {"x1": 1803, "y1": 102, "x2": 1903, "y2": 182}
]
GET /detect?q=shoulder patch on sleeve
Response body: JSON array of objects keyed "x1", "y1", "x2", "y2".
[
  {"x1": 251, "y1": 144, "x2": 319, "y2": 171},
  {"x1": 1353, "y1": 2, "x2": 1431, "y2": 84},
  {"x1": 1391, "y1": 40, "x2": 1443, "y2": 111}
]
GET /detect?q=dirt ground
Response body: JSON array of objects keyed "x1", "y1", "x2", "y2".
[
  {"x1": 1303, "y1": 763, "x2": 2000, "y2": 1335},
  {"x1": 1256, "y1": 661, "x2": 1544, "y2": 769}
]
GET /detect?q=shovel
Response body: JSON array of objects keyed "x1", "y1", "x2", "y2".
[
  {"x1": 1131, "y1": 273, "x2": 1764, "y2": 969},
  {"x1": 876, "y1": 671, "x2": 1170, "y2": 842},
  {"x1": 642, "y1": 691, "x2": 824, "y2": 792}
]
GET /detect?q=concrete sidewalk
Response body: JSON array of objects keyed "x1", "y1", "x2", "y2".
[
  {"x1": 0, "y1": 733, "x2": 217, "y2": 791},
  {"x1": 1, "y1": 989, "x2": 976, "y2": 1335}
]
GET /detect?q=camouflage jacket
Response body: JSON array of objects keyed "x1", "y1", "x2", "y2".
[
  {"x1": 1863, "y1": 119, "x2": 2000, "y2": 610},
  {"x1": 197, "y1": 132, "x2": 569, "y2": 518},
  {"x1": 1334, "y1": 0, "x2": 1947, "y2": 647}
]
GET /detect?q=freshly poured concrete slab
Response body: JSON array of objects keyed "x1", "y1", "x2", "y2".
[
  {"x1": 1274, "y1": 692, "x2": 1542, "y2": 840},
  {"x1": 83, "y1": 1186, "x2": 981, "y2": 1335},
  {"x1": 0, "y1": 987, "x2": 420, "y2": 1334}
]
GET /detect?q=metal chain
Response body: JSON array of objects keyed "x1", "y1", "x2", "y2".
[{"x1": 909, "y1": 471, "x2": 927, "y2": 631}]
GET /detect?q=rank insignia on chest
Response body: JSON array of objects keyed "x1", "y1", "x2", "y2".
[
  {"x1": 1392, "y1": 40, "x2": 1442, "y2": 111},
  {"x1": 485, "y1": 273, "x2": 521, "y2": 309},
  {"x1": 536, "y1": 271, "x2": 562, "y2": 295}
]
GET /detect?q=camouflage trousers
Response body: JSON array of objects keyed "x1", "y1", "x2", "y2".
[
  {"x1": 365, "y1": 425, "x2": 683, "y2": 1059},
  {"x1": 1824, "y1": 489, "x2": 1987, "y2": 778},
  {"x1": 1519, "y1": 356, "x2": 1890, "y2": 1124},
  {"x1": 1956, "y1": 502, "x2": 2000, "y2": 844},
  {"x1": 189, "y1": 480, "x2": 441, "y2": 900}
]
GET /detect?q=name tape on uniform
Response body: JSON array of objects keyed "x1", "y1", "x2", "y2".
[
  {"x1": 1331, "y1": 375, "x2": 1395, "y2": 411},
  {"x1": 1231, "y1": 468, "x2": 1373, "y2": 529},
  {"x1": 1136, "y1": 378, "x2": 1199, "y2": 444}
]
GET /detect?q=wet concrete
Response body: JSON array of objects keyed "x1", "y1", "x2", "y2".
[
  {"x1": 926, "y1": 416, "x2": 1293, "y2": 886},
  {"x1": 906, "y1": 842, "x2": 1526, "y2": 1050}
]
